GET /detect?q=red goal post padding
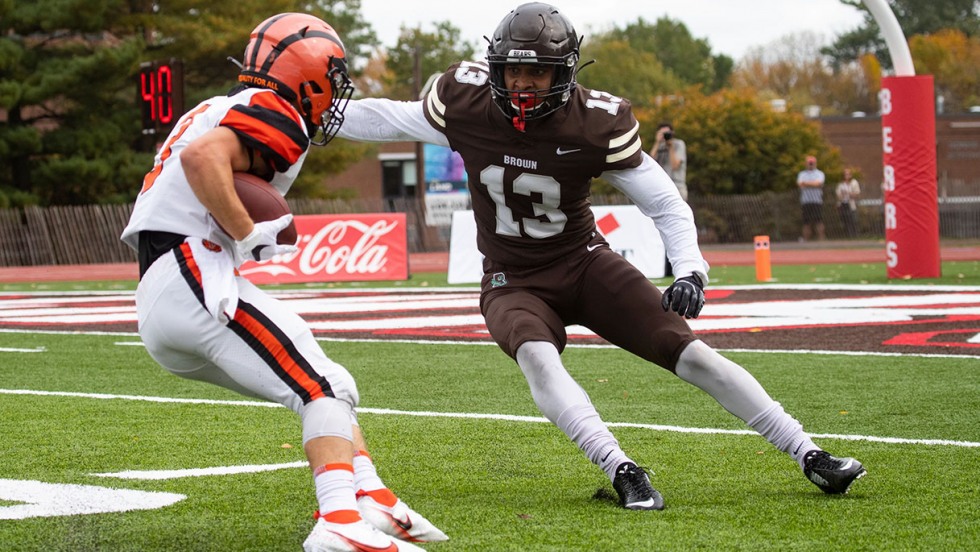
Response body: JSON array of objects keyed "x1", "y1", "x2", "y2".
[{"x1": 880, "y1": 75, "x2": 940, "y2": 279}]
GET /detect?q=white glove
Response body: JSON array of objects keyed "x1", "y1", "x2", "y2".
[{"x1": 234, "y1": 214, "x2": 298, "y2": 264}]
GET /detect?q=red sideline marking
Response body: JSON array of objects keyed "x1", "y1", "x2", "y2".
[{"x1": 884, "y1": 328, "x2": 980, "y2": 349}]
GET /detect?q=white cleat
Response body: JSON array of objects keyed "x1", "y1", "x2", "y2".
[
  {"x1": 303, "y1": 516, "x2": 425, "y2": 552},
  {"x1": 357, "y1": 492, "x2": 449, "y2": 543}
]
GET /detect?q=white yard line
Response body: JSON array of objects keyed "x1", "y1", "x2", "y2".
[
  {"x1": 0, "y1": 347, "x2": 46, "y2": 353},
  {"x1": 2, "y1": 330, "x2": 978, "y2": 361},
  {"x1": 2, "y1": 388, "x2": 976, "y2": 451}
]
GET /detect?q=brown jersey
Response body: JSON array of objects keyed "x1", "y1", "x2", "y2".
[{"x1": 423, "y1": 61, "x2": 644, "y2": 267}]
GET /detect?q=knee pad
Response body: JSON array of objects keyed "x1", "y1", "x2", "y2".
[{"x1": 301, "y1": 397, "x2": 354, "y2": 445}]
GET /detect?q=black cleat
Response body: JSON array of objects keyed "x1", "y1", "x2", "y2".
[
  {"x1": 612, "y1": 462, "x2": 665, "y2": 510},
  {"x1": 803, "y1": 450, "x2": 867, "y2": 494}
]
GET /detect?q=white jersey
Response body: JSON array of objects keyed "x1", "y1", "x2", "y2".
[
  {"x1": 121, "y1": 87, "x2": 310, "y2": 252},
  {"x1": 124, "y1": 86, "x2": 358, "y2": 419}
]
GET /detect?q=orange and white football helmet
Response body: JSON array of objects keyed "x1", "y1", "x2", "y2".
[{"x1": 239, "y1": 13, "x2": 354, "y2": 145}]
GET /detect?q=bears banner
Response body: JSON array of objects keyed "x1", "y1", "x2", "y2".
[{"x1": 239, "y1": 213, "x2": 409, "y2": 284}]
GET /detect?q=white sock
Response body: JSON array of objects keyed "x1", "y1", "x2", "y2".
[
  {"x1": 556, "y1": 404, "x2": 632, "y2": 482},
  {"x1": 352, "y1": 450, "x2": 386, "y2": 492},
  {"x1": 676, "y1": 340, "x2": 818, "y2": 467},
  {"x1": 747, "y1": 402, "x2": 820, "y2": 468},
  {"x1": 313, "y1": 463, "x2": 359, "y2": 519},
  {"x1": 516, "y1": 341, "x2": 632, "y2": 481}
]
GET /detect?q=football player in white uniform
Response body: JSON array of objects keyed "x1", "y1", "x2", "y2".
[
  {"x1": 121, "y1": 13, "x2": 446, "y2": 551},
  {"x1": 335, "y1": 2, "x2": 866, "y2": 510}
]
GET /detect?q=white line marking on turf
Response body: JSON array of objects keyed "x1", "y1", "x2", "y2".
[
  {"x1": 0, "y1": 388, "x2": 281, "y2": 408},
  {"x1": 0, "y1": 347, "x2": 46, "y2": 353},
  {"x1": 93, "y1": 462, "x2": 307, "y2": 480},
  {"x1": 0, "y1": 479, "x2": 185, "y2": 519},
  {"x1": 717, "y1": 348, "x2": 980, "y2": 360},
  {"x1": 2, "y1": 388, "x2": 977, "y2": 449},
  {"x1": 0, "y1": 331, "x2": 975, "y2": 360}
]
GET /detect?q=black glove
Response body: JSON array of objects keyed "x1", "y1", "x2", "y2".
[{"x1": 661, "y1": 274, "x2": 705, "y2": 319}]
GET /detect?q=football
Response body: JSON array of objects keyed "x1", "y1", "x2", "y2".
[{"x1": 222, "y1": 172, "x2": 297, "y2": 245}]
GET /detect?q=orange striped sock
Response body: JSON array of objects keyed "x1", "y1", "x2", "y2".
[
  {"x1": 313, "y1": 463, "x2": 360, "y2": 521},
  {"x1": 353, "y1": 449, "x2": 393, "y2": 504}
]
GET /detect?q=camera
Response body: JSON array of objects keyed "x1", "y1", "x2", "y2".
[{"x1": 663, "y1": 131, "x2": 673, "y2": 141}]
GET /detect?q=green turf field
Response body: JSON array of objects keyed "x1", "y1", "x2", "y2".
[{"x1": 1, "y1": 262, "x2": 978, "y2": 551}]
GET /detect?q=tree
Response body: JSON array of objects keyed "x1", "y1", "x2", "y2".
[
  {"x1": 598, "y1": 17, "x2": 733, "y2": 93},
  {"x1": 0, "y1": 1, "x2": 148, "y2": 206},
  {"x1": 0, "y1": 0, "x2": 378, "y2": 206},
  {"x1": 632, "y1": 88, "x2": 842, "y2": 196},
  {"x1": 577, "y1": 39, "x2": 684, "y2": 105},
  {"x1": 731, "y1": 32, "x2": 880, "y2": 116},
  {"x1": 381, "y1": 22, "x2": 477, "y2": 101},
  {"x1": 909, "y1": 29, "x2": 980, "y2": 111},
  {"x1": 824, "y1": 0, "x2": 980, "y2": 69},
  {"x1": 131, "y1": 0, "x2": 380, "y2": 103},
  {"x1": 124, "y1": 0, "x2": 381, "y2": 199}
]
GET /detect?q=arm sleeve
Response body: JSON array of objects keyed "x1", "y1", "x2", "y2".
[
  {"x1": 337, "y1": 98, "x2": 450, "y2": 146},
  {"x1": 601, "y1": 153, "x2": 710, "y2": 284}
]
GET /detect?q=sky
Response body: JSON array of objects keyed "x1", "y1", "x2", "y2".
[{"x1": 358, "y1": 0, "x2": 869, "y2": 61}]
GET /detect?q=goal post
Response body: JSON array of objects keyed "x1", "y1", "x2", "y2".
[{"x1": 864, "y1": 0, "x2": 940, "y2": 278}]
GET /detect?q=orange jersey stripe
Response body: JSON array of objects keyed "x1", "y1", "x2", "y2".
[
  {"x1": 174, "y1": 242, "x2": 206, "y2": 311},
  {"x1": 220, "y1": 91, "x2": 307, "y2": 172},
  {"x1": 140, "y1": 103, "x2": 211, "y2": 194},
  {"x1": 177, "y1": 243, "x2": 202, "y2": 285},
  {"x1": 228, "y1": 301, "x2": 331, "y2": 403}
]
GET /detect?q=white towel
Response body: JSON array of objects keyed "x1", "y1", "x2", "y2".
[{"x1": 185, "y1": 238, "x2": 239, "y2": 324}]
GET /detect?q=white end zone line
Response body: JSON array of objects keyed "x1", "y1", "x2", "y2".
[{"x1": 2, "y1": 388, "x2": 976, "y2": 450}]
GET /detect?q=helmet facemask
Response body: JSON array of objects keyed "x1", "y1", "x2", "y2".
[{"x1": 304, "y1": 56, "x2": 354, "y2": 146}]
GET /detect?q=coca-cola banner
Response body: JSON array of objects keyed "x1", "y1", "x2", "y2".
[{"x1": 239, "y1": 213, "x2": 409, "y2": 284}]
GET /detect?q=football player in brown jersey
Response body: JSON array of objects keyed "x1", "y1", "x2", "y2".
[{"x1": 337, "y1": 2, "x2": 866, "y2": 509}]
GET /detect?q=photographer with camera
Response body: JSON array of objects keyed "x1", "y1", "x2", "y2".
[{"x1": 651, "y1": 122, "x2": 687, "y2": 201}]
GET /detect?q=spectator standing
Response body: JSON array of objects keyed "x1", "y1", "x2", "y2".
[
  {"x1": 651, "y1": 122, "x2": 687, "y2": 275},
  {"x1": 651, "y1": 122, "x2": 688, "y2": 201},
  {"x1": 797, "y1": 155, "x2": 826, "y2": 241},
  {"x1": 835, "y1": 168, "x2": 861, "y2": 238}
]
